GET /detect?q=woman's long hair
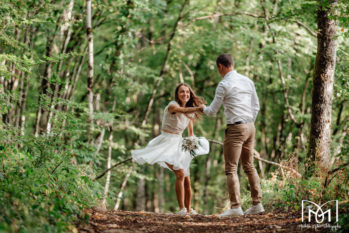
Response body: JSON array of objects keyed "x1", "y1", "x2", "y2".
[{"x1": 174, "y1": 83, "x2": 205, "y2": 119}]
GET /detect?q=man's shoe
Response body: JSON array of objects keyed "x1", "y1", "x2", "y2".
[
  {"x1": 244, "y1": 203, "x2": 265, "y2": 215},
  {"x1": 176, "y1": 208, "x2": 188, "y2": 215},
  {"x1": 218, "y1": 207, "x2": 243, "y2": 217},
  {"x1": 189, "y1": 208, "x2": 198, "y2": 215}
]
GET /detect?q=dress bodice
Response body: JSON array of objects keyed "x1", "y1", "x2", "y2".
[{"x1": 161, "y1": 101, "x2": 191, "y2": 134}]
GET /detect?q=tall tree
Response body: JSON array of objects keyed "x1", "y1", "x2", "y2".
[
  {"x1": 86, "y1": 0, "x2": 94, "y2": 143},
  {"x1": 308, "y1": 0, "x2": 338, "y2": 176}
]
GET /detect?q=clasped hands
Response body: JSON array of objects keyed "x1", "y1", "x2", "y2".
[{"x1": 196, "y1": 105, "x2": 205, "y2": 112}]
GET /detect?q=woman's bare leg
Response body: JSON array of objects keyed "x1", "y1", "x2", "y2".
[
  {"x1": 166, "y1": 163, "x2": 185, "y2": 210},
  {"x1": 184, "y1": 176, "x2": 192, "y2": 211}
]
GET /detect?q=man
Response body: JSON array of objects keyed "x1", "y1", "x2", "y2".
[{"x1": 200, "y1": 53, "x2": 264, "y2": 217}]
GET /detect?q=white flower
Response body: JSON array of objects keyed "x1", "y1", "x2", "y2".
[{"x1": 182, "y1": 137, "x2": 201, "y2": 158}]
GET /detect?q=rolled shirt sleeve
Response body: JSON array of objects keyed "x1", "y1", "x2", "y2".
[{"x1": 203, "y1": 82, "x2": 225, "y2": 116}]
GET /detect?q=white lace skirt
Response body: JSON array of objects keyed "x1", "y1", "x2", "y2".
[{"x1": 131, "y1": 132, "x2": 210, "y2": 176}]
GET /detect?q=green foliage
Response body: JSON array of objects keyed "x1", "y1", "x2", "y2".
[
  {"x1": 261, "y1": 171, "x2": 349, "y2": 231},
  {"x1": 0, "y1": 0, "x2": 348, "y2": 231},
  {"x1": 0, "y1": 124, "x2": 102, "y2": 232},
  {"x1": 0, "y1": 146, "x2": 94, "y2": 232}
]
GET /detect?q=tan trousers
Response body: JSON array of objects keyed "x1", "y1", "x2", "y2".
[{"x1": 224, "y1": 123, "x2": 262, "y2": 208}]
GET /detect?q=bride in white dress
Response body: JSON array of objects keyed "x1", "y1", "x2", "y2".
[{"x1": 132, "y1": 83, "x2": 209, "y2": 215}]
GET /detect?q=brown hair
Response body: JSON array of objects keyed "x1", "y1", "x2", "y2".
[
  {"x1": 174, "y1": 83, "x2": 205, "y2": 119},
  {"x1": 216, "y1": 53, "x2": 234, "y2": 68}
]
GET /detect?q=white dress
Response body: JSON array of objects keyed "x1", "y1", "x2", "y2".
[{"x1": 132, "y1": 101, "x2": 210, "y2": 176}]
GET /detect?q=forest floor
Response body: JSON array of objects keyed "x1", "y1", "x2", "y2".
[{"x1": 77, "y1": 209, "x2": 333, "y2": 233}]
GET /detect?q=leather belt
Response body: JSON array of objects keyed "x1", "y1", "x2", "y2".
[{"x1": 227, "y1": 121, "x2": 251, "y2": 126}]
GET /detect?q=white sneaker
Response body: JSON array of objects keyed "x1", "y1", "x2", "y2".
[
  {"x1": 176, "y1": 208, "x2": 188, "y2": 215},
  {"x1": 218, "y1": 207, "x2": 243, "y2": 217},
  {"x1": 189, "y1": 208, "x2": 198, "y2": 215},
  {"x1": 244, "y1": 203, "x2": 265, "y2": 215}
]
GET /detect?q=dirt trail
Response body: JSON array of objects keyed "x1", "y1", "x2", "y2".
[{"x1": 78, "y1": 209, "x2": 331, "y2": 233}]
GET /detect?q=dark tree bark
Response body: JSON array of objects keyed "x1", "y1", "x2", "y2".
[{"x1": 308, "y1": 0, "x2": 338, "y2": 176}]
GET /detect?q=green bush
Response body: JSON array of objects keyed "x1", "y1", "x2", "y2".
[
  {"x1": 260, "y1": 170, "x2": 349, "y2": 231},
  {"x1": 0, "y1": 134, "x2": 101, "y2": 232}
]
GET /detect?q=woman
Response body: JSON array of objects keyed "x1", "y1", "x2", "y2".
[{"x1": 132, "y1": 83, "x2": 209, "y2": 215}]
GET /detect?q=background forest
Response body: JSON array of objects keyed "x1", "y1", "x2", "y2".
[{"x1": 0, "y1": 0, "x2": 348, "y2": 232}]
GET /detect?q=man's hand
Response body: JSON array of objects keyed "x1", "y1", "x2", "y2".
[{"x1": 198, "y1": 105, "x2": 205, "y2": 112}]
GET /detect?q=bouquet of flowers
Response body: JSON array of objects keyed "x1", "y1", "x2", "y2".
[{"x1": 182, "y1": 136, "x2": 201, "y2": 158}]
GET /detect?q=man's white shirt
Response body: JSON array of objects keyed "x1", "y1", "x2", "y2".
[{"x1": 203, "y1": 70, "x2": 260, "y2": 124}]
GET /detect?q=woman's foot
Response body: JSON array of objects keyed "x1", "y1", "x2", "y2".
[{"x1": 176, "y1": 208, "x2": 188, "y2": 215}]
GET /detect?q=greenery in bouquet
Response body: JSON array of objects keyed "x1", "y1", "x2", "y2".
[{"x1": 182, "y1": 137, "x2": 201, "y2": 158}]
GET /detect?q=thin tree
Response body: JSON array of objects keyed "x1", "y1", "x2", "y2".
[
  {"x1": 101, "y1": 99, "x2": 116, "y2": 208},
  {"x1": 114, "y1": 168, "x2": 133, "y2": 211},
  {"x1": 101, "y1": 127, "x2": 113, "y2": 209},
  {"x1": 86, "y1": 0, "x2": 94, "y2": 143},
  {"x1": 46, "y1": 0, "x2": 75, "y2": 133},
  {"x1": 34, "y1": 22, "x2": 60, "y2": 137}
]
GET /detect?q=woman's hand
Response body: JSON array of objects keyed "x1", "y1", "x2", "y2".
[
  {"x1": 198, "y1": 105, "x2": 205, "y2": 112},
  {"x1": 168, "y1": 104, "x2": 201, "y2": 114}
]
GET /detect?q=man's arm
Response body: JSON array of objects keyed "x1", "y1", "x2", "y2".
[
  {"x1": 251, "y1": 83, "x2": 260, "y2": 121},
  {"x1": 203, "y1": 83, "x2": 225, "y2": 116}
]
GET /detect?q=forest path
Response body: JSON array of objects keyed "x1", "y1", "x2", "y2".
[{"x1": 78, "y1": 209, "x2": 326, "y2": 233}]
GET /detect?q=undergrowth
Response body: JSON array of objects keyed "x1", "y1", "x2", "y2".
[{"x1": 0, "y1": 129, "x2": 101, "y2": 233}]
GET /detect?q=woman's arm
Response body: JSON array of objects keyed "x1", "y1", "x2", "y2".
[
  {"x1": 168, "y1": 104, "x2": 200, "y2": 114},
  {"x1": 187, "y1": 119, "x2": 194, "y2": 137}
]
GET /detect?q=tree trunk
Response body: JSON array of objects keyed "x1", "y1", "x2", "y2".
[
  {"x1": 308, "y1": 0, "x2": 338, "y2": 176},
  {"x1": 295, "y1": 68, "x2": 312, "y2": 155},
  {"x1": 60, "y1": 46, "x2": 87, "y2": 138},
  {"x1": 68, "y1": 45, "x2": 88, "y2": 102},
  {"x1": 86, "y1": 0, "x2": 94, "y2": 143},
  {"x1": 102, "y1": 130, "x2": 113, "y2": 209},
  {"x1": 136, "y1": 177, "x2": 146, "y2": 211},
  {"x1": 101, "y1": 97, "x2": 117, "y2": 208},
  {"x1": 203, "y1": 117, "x2": 221, "y2": 211},
  {"x1": 3, "y1": 27, "x2": 21, "y2": 125},
  {"x1": 114, "y1": 168, "x2": 132, "y2": 211},
  {"x1": 34, "y1": 23, "x2": 59, "y2": 137},
  {"x1": 46, "y1": 0, "x2": 75, "y2": 133},
  {"x1": 158, "y1": 167, "x2": 165, "y2": 212},
  {"x1": 15, "y1": 23, "x2": 30, "y2": 129},
  {"x1": 19, "y1": 25, "x2": 37, "y2": 136},
  {"x1": 15, "y1": 71, "x2": 25, "y2": 129},
  {"x1": 19, "y1": 79, "x2": 29, "y2": 136},
  {"x1": 153, "y1": 107, "x2": 164, "y2": 212}
]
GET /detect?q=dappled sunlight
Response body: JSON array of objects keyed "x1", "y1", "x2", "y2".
[{"x1": 1, "y1": 0, "x2": 348, "y2": 232}]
